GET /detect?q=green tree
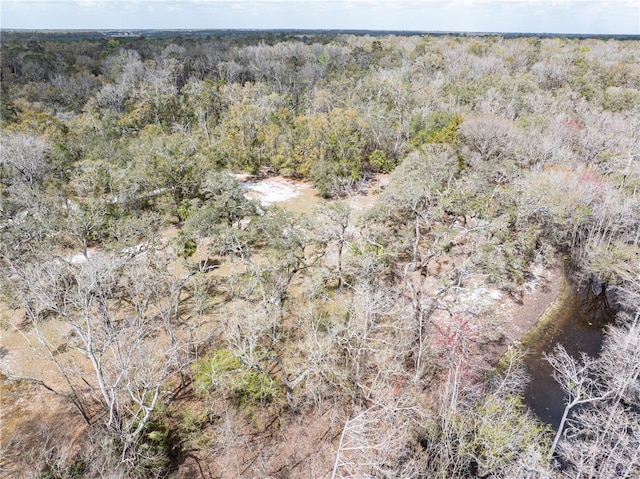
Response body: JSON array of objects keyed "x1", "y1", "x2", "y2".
[
  {"x1": 132, "y1": 127, "x2": 208, "y2": 211},
  {"x1": 292, "y1": 108, "x2": 366, "y2": 197},
  {"x1": 374, "y1": 145, "x2": 459, "y2": 269},
  {"x1": 183, "y1": 171, "x2": 258, "y2": 266}
]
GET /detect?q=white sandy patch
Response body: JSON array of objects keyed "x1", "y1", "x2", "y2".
[
  {"x1": 68, "y1": 252, "x2": 91, "y2": 264},
  {"x1": 451, "y1": 287, "x2": 503, "y2": 315},
  {"x1": 242, "y1": 177, "x2": 311, "y2": 205}
]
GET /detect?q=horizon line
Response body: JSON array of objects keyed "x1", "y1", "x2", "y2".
[{"x1": 2, "y1": 28, "x2": 639, "y2": 37}]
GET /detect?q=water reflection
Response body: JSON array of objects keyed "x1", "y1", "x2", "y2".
[{"x1": 523, "y1": 283, "x2": 615, "y2": 430}]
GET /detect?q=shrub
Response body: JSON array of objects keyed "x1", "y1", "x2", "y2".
[
  {"x1": 193, "y1": 348, "x2": 284, "y2": 406},
  {"x1": 410, "y1": 111, "x2": 463, "y2": 147}
]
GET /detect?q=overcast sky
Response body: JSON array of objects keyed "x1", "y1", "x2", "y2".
[{"x1": 2, "y1": 0, "x2": 639, "y2": 34}]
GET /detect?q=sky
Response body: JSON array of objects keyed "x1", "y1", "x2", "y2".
[{"x1": 1, "y1": 0, "x2": 639, "y2": 35}]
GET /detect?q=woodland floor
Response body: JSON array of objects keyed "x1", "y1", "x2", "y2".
[{"x1": 0, "y1": 175, "x2": 564, "y2": 477}]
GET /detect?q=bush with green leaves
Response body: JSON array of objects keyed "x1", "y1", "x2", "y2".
[
  {"x1": 193, "y1": 348, "x2": 284, "y2": 407},
  {"x1": 410, "y1": 111, "x2": 463, "y2": 148},
  {"x1": 368, "y1": 149, "x2": 397, "y2": 173}
]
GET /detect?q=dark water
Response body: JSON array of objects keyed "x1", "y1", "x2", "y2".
[{"x1": 522, "y1": 283, "x2": 616, "y2": 430}]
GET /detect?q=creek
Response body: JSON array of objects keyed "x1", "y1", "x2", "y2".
[{"x1": 522, "y1": 280, "x2": 616, "y2": 430}]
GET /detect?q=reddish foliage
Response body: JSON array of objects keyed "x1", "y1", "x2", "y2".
[
  {"x1": 432, "y1": 314, "x2": 486, "y2": 393},
  {"x1": 562, "y1": 116, "x2": 585, "y2": 130},
  {"x1": 579, "y1": 169, "x2": 607, "y2": 200},
  {"x1": 433, "y1": 314, "x2": 479, "y2": 359}
]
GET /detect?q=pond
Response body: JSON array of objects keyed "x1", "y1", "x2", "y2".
[{"x1": 522, "y1": 280, "x2": 616, "y2": 430}]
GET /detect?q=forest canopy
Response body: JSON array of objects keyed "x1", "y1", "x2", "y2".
[{"x1": 1, "y1": 31, "x2": 639, "y2": 478}]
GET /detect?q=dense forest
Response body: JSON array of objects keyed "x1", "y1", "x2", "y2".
[{"x1": 0, "y1": 31, "x2": 639, "y2": 478}]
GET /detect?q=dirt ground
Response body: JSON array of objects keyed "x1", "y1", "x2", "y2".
[
  {"x1": 239, "y1": 175, "x2": 320, "y2": 215},
  {"x1": 0, "y1": 175, "x2": 567, "y2": 477},
  {"x1": 486, "y1": 264, "x2": 565, "y2": 365}
]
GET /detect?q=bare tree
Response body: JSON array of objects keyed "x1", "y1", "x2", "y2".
[
  {"x1": 459, "y1": 115, "x2": 519, "y2": 165},
  {"x1": 331, "y1": 404, "x2": 416, "y2": 479},
  {"x1": 0, "y1": 132, "x2": 50, "y2": 189},
  {"x1": 315, "y1": 200, "x2": 352, "y2": 287},
  {"x1": 339, "y1": 281, "x2": 397, "y2": 404},
  {"x1": 547, "y1": 317, "x2": 640, "y2": 478},
  {"x1": 17, "y1": 250, "x2": 192, "y2": 473},
  {"x1": 545, "y1": 345, "x2": 609, "y2": 461},
  {"x1": 402, "y1": 269, "x2": 440, "y2": 383}
]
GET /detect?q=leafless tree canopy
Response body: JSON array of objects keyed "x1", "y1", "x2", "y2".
[{"x1": 1, "y1": 31, "x2": 638, "y2": 478}]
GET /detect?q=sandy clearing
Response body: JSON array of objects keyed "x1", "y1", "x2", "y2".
[{"x1": 242, "y1": 177, "x2": 313, "y2": 205}]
